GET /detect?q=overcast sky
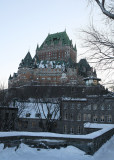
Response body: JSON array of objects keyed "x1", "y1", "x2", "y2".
[{"x1": 0, "y1": 0, "x2": 103, "y2": 87}]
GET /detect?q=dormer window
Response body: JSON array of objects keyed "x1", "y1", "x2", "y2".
[
  {"x1": 35, "y1": 113, "x2": 41, "y2": 118},
  {"x1": 26, "y1": 113, "x2": 31, "y2": 117},
  {"x1": 107, "y1": 105, "x2": 111, "y2": 110}
]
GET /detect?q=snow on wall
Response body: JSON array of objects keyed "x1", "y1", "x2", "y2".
[{"x1": 0, "y1": 123, "x2": 113, "y2": 139}]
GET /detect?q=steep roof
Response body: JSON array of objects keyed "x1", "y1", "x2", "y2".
[
  {"x1": 78, "y1": 59, "x2": 91, "y2": 69},
  {"x1": 39, "y1": 31, "x2": 73, "y2": 50},
  {"x1": 78, "y1": 59, "x2": 92, "y2": 77},
  {"x1": 19, "y1": 52, "x2": 33, "y2": 68}
]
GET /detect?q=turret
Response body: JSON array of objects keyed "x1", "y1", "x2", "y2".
[
  {"x1": 19, "y1": 51, "x2": 33, "y2": 68},
  {"x1": 84, "y1": 77, "x2": 101, "y2": 86}
]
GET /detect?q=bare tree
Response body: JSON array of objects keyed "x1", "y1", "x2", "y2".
[
  {"x1": 88, "y1": 0, "x2": 114, "y2": 19},
  {"x1": 81, "y1": 24, "x2": 114, "y2": 70},
  {"x1": 35, "y1": 98, "x2": 61, "y2": 132},
  {"x1": 0, "y1": 83, "x2": 18, "y2": 131},
  {"x1": 80, "y1": 0, "x2": 114, "y2": 87}
]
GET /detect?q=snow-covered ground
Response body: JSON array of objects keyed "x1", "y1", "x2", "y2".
[{"x1": 0, "y1": 135, "x2": 114, "y2": 160}]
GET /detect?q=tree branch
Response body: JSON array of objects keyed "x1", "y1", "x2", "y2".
[{"x1": 94, "y1": 0, "x2": 114, "y2": 19}]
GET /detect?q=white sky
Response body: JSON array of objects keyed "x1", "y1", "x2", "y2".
[{"x1": 0, "y1": 0, "x2": 107, "y2": 88}]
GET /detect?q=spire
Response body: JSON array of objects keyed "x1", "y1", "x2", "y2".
[
  {"x1": 9, "y1": 74, "x2": 12, "y2": 80},
  {"x1": 19, "y1": 51, "x2": 33, "y2": 68},
  {"x1": 74, "y1": 44, "x2": 77, "y2": 51},
  {"x1": 36, "y1": 44, "x2": 39, "y2": 51}
]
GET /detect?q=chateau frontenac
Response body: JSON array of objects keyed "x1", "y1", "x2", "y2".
[
  {"x1": 8, "y1": 31, "x2": 97, "y2": 88},
  {"x1": 1, "y1": 31, "x2": 113, "y2": 140}
]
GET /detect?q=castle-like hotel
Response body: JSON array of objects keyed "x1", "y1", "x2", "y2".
[
  {"x1": 1, "y1": 31, "x2": 113, "y2": 138},
  {"x1": 8, "y1": 31, "x2": 98, "y2": 88}
]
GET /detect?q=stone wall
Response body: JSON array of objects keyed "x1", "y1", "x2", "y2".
[{"x1": 0, "y1": 128, "x2": 113, "y2": 155}]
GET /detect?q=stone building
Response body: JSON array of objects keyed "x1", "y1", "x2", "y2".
[
  {"x1": 36, "y1": 31, "x2": 77, "y2": 63},
  {"x1": 7, "y1": 30, "x2": 113, "y2": 135},
  {"x1": 61, "y1": 95, "x2": 114, "y2": 134},
  {"x1": 15, "y1": 93, "x2": 114, "y2": 134},
  {"x1": 0, "y1": 107, "x2": 18, "y2": 131},
  {"x1": 8, "y1": 31, "x2": 96, "y2": 88}
]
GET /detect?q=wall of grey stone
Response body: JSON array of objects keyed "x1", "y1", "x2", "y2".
[{"x1": 0, "y1": 128, "x2": 113, "y2": 155}]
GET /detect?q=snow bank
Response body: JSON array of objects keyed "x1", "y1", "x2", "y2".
[{"x1": 0, "y1": 136, "x2": 114, "y2": 160}]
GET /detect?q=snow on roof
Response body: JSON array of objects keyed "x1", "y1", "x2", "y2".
[
  {"x1": 84, "y1": 77, "x2": 101, "y2": 81},
  {"x1": 17, "y1": 102, "x2": 60, "y2": 120},
  {"x1": 62, "y1": 97, "x2": 87, "y2": 102},
  {"x1": 84, "y1": 122, "x2": 114, "y2": 129},
  {"x1": 37, "y1": 61, "x2": 64, "y2": 69}
]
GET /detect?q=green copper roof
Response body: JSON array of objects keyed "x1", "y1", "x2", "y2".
[
  {"x1": 78, "y1": 59, "x2": 91, "y2": 77},
  {"x1": 19, "y1": 52, "x2": 33, "y2": 68},
  {"x1": 78, "y1": 59, "x2": 91, "y2": 68},
  {"x1": 39, "y1": 31, "x2": 72, "y2": 50}
]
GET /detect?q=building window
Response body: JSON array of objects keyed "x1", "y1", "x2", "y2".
[
  {"x1": 83, "y1": 114, "x2": 91, "y2": 121},
  {"x1": 107, "y1": 105, "x2": 111, "y2": 110},
  {"x1": 93, "y1": 115, "x2": 98, "y2": 122},
  {"x1": 71, "y1": 104, "x2": 75, "y2": 109},
  {"x1": 64, "y1": 105, "x2": 67, "y2": 110},
  {"x1": 32, "y1": 121, "x2": 36, "y2": 127},
  {"x1": 101, "y1": 105, "x2": 105, "y2": 110},
  {"x1": 70, "y1": 127, "x2": 74, "y2": 134},
  {"x1": 35, "y1": 113, "x2": 41, "y2": 118},
  {"x1": 64, "y1": 113, "x2": 68, "y2": 120},
  {"x1": 107, "y1": 115, "x2": 112, "y2": 122},
  {"x1": 87, "y1": 105, "x2": 91, "y2": 110},
  {"x1": 77, "y1": 113, "x2": 81, "y2": 121},
  {"x1": 77, "y1": 126, "x2": 81, "y2": 134},
  {"x1": 77, "y1": 104, "x2": 81, "y2": 109},
  {"x1": 47, "y1": 114, "x2": 52, "y2": 119},
  {"x1": 93, "y1": 104, "x2": 97, "y2": 110},
  {"x1": 26, "y1": 113, "x2": 31, "y2": 117},
  {"x1": 64, "y1": 125, "x2": 67, "y2": 133},
  {"x1": 100, "y1": 115, "x2": 105, "y2": 122},
  {"x1": 83, "y1": 114, "x2": 87, "y2": 121},
  {"x1": 47, "y1": 77, "x2": 51, "y2": 80},
  {"x1": 70, "y1": 113, "x2": 73, "y2": 121},
  {"x1": 12, "y1": 113, "x2": 15, "y2": 119},
  {"x1": 23, "y1": 121, "x2": 28, "y2": 129},
  {"x1": 87, "y1": 114, "x2": 91, "y2": 121}
]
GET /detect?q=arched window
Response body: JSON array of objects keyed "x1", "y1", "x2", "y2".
[
  {"x1": 107, "y1": 105, "x2": 111, "y2": 110},
  {"x1": 101, "y1": 105, "x2": 105, "y2": 110},
  {"x1": 77, "y1": 126, "x2": 81, "y2": 134},
  {"x1": 64, "y1": 112, "x2": 68, "y2": 120},
  {"x1": 70, "y1": 113, "x2": 73, "y2": 121},
  {"x1": 83, "y1": 114, "x2": 87, "y2": 121},
  {"x1": 93, "y1": 115, "x2": 98, "y2": 122},
  {"x1": 107, "y1": 115, "x2": 112, "y2": 122},
  {"x1": 70, "y1": 127, "x2": 74, "y2": 134},
  {"x1": 88, "y1": 114, "x2": 91, "y2": 121},
  {"x1": 77, "y1": 113, "x2": 81, "y2": 121},
  {"x1": 93, "y1": 104, "x2": 97, "y2": 110},
  {"x1": 64, "y1": 125, "x2": 67, "y2": 133},
  {"x1": 100, "y1": 115, "x2": 105, "y2": 122}
]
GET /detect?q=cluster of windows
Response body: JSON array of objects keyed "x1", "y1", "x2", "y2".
[
  {"x1": 83, "y1": 114, "x2": 91, "y2": 121},
  {"x1": 63, "y1": 125, "x2": 81, "y2": 134},
  {"x1": 64, "y1": 112, "x2": 112, "y2": 123},
  {"x1": 64, "y1": 113, "x2": 73, "y2": 121},
  {"x1": 93, "y1": 115, "x2": 112, "y2": 122},
  {"x1": 63, "y1": 103, "x2": 112, "y2": 111},
  {"x1": 77, "y1": 113, "x2": 81, "y2": 121}
]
